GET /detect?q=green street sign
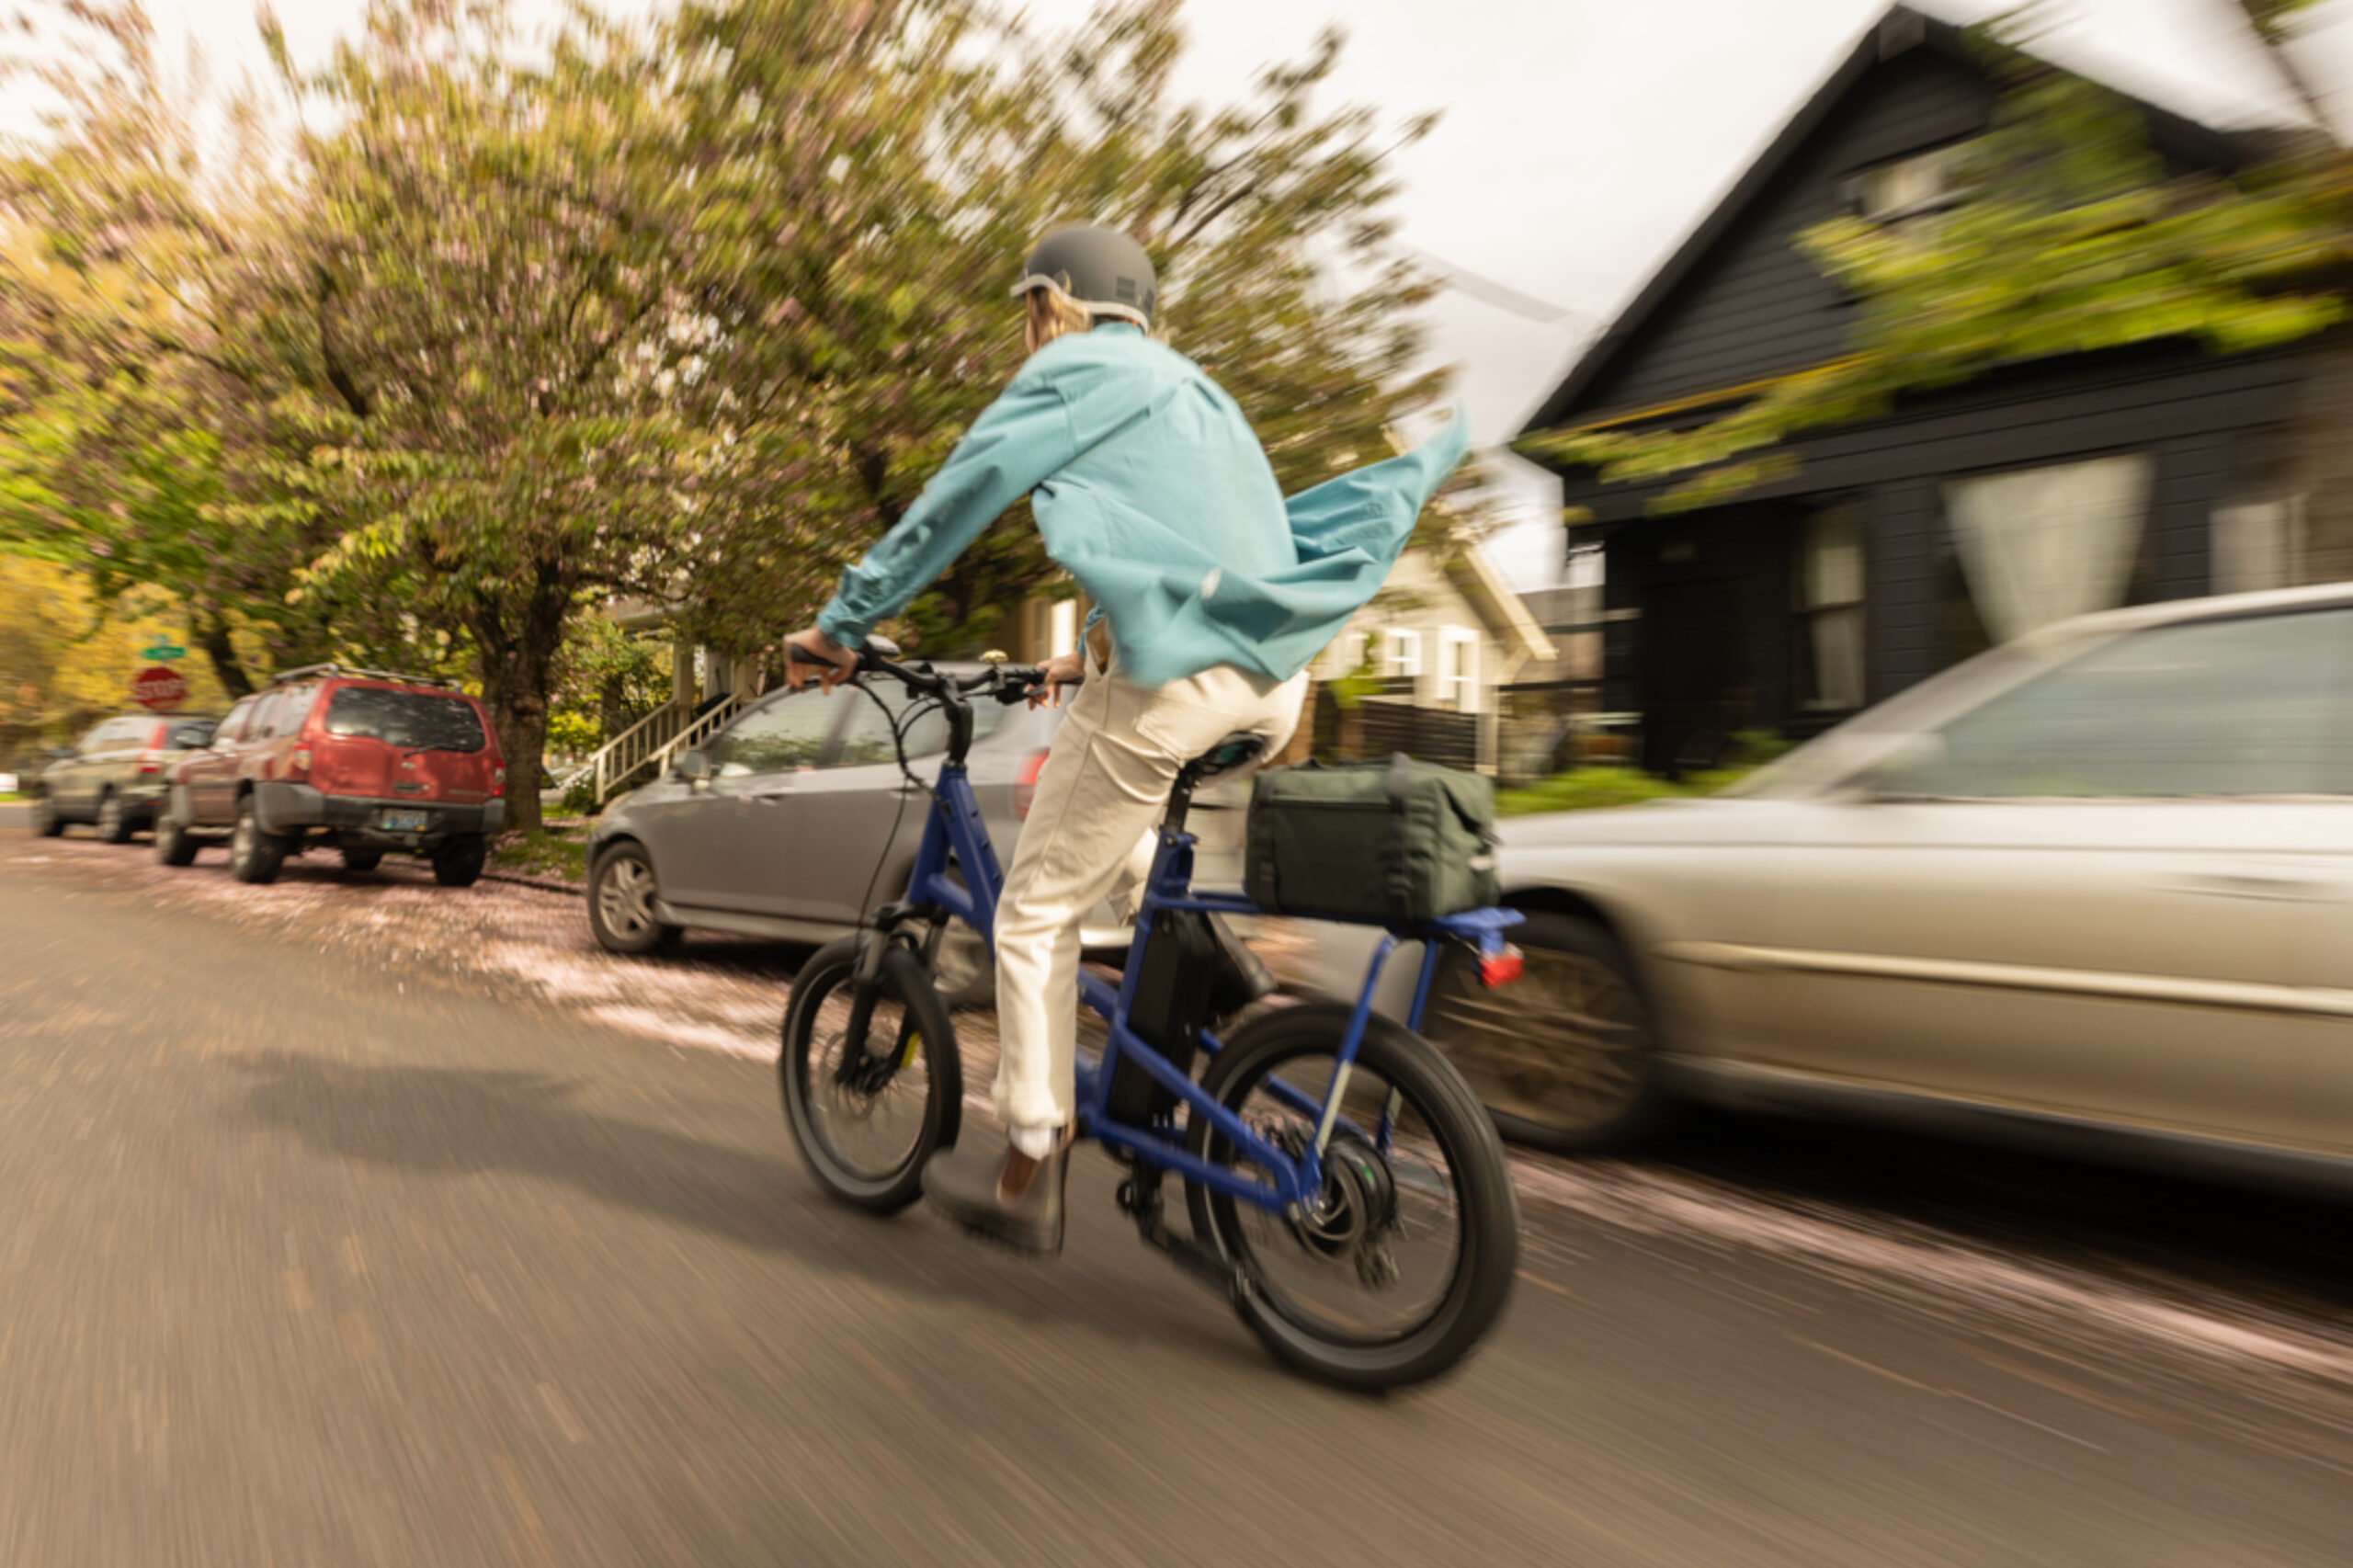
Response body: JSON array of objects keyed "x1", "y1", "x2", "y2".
[{"x1": 142, "y1": 642, "x2": 187, "y2": 661}]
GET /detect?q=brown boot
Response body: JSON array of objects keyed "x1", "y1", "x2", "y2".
[{"x1": 922, "y1": 1132, "x2": 1071, "y2": 1255}]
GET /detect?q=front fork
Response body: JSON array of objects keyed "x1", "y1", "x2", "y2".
[{"x1": 832, "y1": 904, "x2": 940, "y2": 1093}]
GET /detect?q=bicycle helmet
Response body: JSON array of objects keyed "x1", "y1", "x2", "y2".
[{"x1": 1010, "y1": 223, "x2": 1156, "y2": 329}]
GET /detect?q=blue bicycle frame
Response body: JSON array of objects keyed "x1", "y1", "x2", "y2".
[{"x1": 892, "y1": 752, "x2": 1522, "y2": 1219}]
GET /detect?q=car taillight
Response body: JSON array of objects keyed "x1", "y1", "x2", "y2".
[
  {"x1": 1477, "y1": 945, "x2": 1525, "y2": 990},
  {"x1": 1013, "y1": 750, "x2": 1050, "y2": 819},
  {"x1": 136, "y1": 750, "x2": 163, "y2": 776},
  {"x1": 289, "y1": 744, "x2": 313, "y2": 776},
  {"x1": 492, "y1": 764, "x2": 506, "y2": 797}
]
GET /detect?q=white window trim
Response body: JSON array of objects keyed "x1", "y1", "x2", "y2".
[
  {"x1": 1385, "y1": 629, "x2": 1422, "y2": 679},
  {"x1": 1438, "y1": 626, "x2": 1480, "y2": 713}
]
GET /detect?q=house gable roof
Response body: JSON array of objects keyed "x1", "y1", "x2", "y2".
[{"x1": 1517, "y1": 4, "x2": 2254, "y2": 441}]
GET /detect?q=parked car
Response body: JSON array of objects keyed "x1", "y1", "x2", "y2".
[
  {"x1": 1308, "y1": 583, "x2": 2353, "y2": 1192},
  {"x1": 586, "y1": 667, "x2": 1249, "y2": 989},
  {"x1": 29, "y1": 712, "x2": 220, "y2": 842},
  {"x1": 159, "y1": 665, "x2": 506, "y2": 887}
]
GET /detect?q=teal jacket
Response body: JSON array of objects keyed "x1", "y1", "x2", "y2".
[{"x1": 817, "y1": 322, "x2": 1472, "y2": 689}]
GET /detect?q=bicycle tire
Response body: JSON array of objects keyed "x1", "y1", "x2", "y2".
[
  {"x1": 780, "y1": 936, "x2": 962, "y2": 1212},
  {"x1": 1184, "y1": 1003, "x2": 1519, "y2": 1390}
]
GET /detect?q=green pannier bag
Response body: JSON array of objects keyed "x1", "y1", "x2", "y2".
[{"x1": 1245, "y1": 753, "x2": 1501, "y2": 926}]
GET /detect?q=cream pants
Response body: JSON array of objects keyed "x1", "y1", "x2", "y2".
[{"x1": 991, "y1": 646, "x2": 1307, "y2": 1134}]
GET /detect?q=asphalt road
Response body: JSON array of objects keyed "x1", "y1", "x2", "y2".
[{"x1": 6, "y1": 851, "x2": 2353, "y2": 1564}]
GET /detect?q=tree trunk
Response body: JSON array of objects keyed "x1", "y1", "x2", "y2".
[
  {"x1": 195, "y1": 610, "x2": 255, "y2": 699},
  {"x1": 472, "y1": 577, "x2": 573, "y2": 838}
]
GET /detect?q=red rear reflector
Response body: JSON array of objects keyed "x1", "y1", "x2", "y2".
[
  {"x1": 1477, "y1": 945, "x2": 1525, "y2": 989},
  {"x1": 1013, "y1": 750, "x2": 1050, "y2": 819}
]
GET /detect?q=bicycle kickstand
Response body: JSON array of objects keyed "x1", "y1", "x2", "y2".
[{"x1": 1115, "y1": 1162, "x2": 1254, "y2": 1309}]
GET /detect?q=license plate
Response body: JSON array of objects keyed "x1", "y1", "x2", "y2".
[{"x1": 380, "y1": 809, "x2": 429, "y2": 832}]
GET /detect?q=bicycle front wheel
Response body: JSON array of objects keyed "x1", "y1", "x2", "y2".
[
  {"x1": 1185, "y1": 1003, "x2": 1520, "y2": 1390},
  {"x1": 780, "y1": 936, "x2": 962, "y2": 1212}
]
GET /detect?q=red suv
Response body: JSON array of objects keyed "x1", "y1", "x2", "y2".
[{"x1": 159, "y1": 665, "x2": 506, "y2": 887}]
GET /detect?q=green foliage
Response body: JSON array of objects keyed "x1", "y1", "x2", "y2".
[
  {"x1": 1495, "y1": 765, "x2": 1749, "y2": 817},
  {"x1": 490, "y1": 827, "x2": 589, "y2": 886},
  {"x1": 663, "y1": 0, "x2": 1457, "y2": 658},
  {"x1": 1494, "y1": 730, "x2": 1784, "y2": 816},
  {"x1": 4, "y1": 0, "x2": 1462, "y2": 826},
  {"x1": 545, "y1": 613, "x2": 669, "y2": 759},
  {"x1": 251, "y1": 0, "x2": 722, "y2": 832},
  {"x1": 0, "y1": 1, "x2": 335, "y2": 694},
  {"x1": 1517, "y1": 28, "x2": 2353, "y2": 511}
]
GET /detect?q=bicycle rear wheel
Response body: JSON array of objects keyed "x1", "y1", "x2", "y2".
[
  {"x1": 1184, "y1": 1003, "x2": 1519, "y2": 1390},
  {"x1": 780, "y1": 936, "x2": 962, "y2": 1212}
]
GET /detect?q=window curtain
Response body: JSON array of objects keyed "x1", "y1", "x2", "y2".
[{"x1": 1942, "y1": 457, "x2": 2151, "y2": 644}]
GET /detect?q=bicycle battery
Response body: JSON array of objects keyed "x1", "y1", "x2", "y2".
[
  {"x1": 1107, "y1": 910, "x2": 1218, "y2": 1127},
  {"x1": 1108, "y1": 910, "x2": 1276, "y2": 1127}
]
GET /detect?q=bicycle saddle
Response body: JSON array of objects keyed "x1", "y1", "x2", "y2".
[{"x1": 1187, "y1": 733, "x2": 1265, "y2": 781}]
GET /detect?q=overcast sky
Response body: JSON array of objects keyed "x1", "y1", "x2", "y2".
[{"x1": 13, "y1": 0, "x2": 2352, "y2": 589}]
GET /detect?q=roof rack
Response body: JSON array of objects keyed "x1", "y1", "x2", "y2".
[{"x1": 268, "y1": 663, "x2": 462, "y2": 690}]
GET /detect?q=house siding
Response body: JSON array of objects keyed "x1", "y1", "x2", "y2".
[
  {"x1": 1578, "y1": 341, "x2": 2306, "y2": 732},
  {"x1": 1577, "y1": 49, "x2": 1995, "y2": 419},
  {"x1": 1527, "y1": 10, "x2": 2334, "y2": 772}
]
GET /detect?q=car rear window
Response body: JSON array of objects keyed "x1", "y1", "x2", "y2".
[
  {"x1": 268, "y1": 685, "x2": 320, "y2": 737},
  {"x1": 323, "y1": 687, "x2": 487, "y2": 752},
  {"x1": 165, "y1": 720, "x2": 216, "y2": 749}
]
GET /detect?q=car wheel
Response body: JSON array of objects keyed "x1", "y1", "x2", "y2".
[
  {"x1": 230, "y1": 795, "x2": 288, "y2": 885},
  {"x1": 431, "y1": 833, "x2": 486, "y2": 889},
  {"x1": 30, "y1": 793, "x2": 63, "y2": 838},
  {"x1": 589, "y1": 843, "x2": 679, "y2": 954},
  {"x1": 155, "y1": 812, "x2": 200, "y2": 868},
  {"x1": 1420, "y1": 909, "x2": 1672, "y2": 1154},
  {"x1": 341, "y1": 847, "x2": 384, "y2": 873},
  {"x1": 96, "y1": 791, "x2": 133, "y2": 845}
]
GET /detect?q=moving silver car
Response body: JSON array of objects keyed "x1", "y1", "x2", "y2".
[
  {"x1": 585, "y1": 667, "x2": 1246, "y2": 990},
  {"x1": 1323, "y1": 583, "x2": 2353, "y2": 1191}
]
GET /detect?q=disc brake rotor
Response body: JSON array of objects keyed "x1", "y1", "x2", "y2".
[{"x1": 1260, "y1": 1122, "x2": 1404, "y2": 1289}]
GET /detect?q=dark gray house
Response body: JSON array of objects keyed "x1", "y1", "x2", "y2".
[{"x1": 1519, "y1": 6, "x2": 2348, "y2": 775}]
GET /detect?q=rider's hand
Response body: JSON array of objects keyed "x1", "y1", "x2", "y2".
[
  {"x1": 783, "y1": 627, "x2": 858, "y2": 693},
  {"x1": 1031, "y1": 650, "x2": 1085, "y2": 708}
]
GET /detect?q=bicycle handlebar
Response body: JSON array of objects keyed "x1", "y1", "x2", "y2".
[{"x1": 783, "y1": 641, "x2": 1071, "y2": 705}]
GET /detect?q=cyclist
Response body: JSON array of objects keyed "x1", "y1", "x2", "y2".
[{"x1": 784, "y1": 223, "x2": 1467, "y2": 1254}]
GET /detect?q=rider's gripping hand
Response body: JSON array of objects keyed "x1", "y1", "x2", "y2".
[
  {"x1": 1031, "y1": 650, "x2": 1085, "y2": 709},
  {"x1": 783, "y1": 627, "x2": 858, "y2": 693}
]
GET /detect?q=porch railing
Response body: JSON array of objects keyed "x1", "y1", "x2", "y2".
[{"x1": 580, "y1": 695, "x2": 742, "y2": 807}]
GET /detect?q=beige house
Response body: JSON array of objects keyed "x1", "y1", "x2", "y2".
[{"x1": 1309, "y1": 534, "x2": 1556, "y2": 773}]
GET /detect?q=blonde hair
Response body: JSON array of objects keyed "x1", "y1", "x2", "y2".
[{"x1": 1025, "y1": 285, "x2": 1097, "y2": 353}]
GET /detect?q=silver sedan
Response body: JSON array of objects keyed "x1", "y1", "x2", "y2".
[
  {"x1": 1318, "y1": 583, "x2": 2353, "y2": 1191},
  {"x1": 585, "y1": 668, "x2": 1246, "y2": 993}
]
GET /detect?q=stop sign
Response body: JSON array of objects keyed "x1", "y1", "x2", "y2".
[{"x1": 131, "y1": 665, "x2": 189, "y2": 713}]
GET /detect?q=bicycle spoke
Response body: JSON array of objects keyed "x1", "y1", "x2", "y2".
[
  {"x1": 801, "y1": 977, "x2": 931, "y2": 1181},
  {"x1": 1215, "y1": 1050, "x2": 1467, "y2": 1347}
]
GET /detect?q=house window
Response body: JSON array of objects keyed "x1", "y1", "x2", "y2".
[
  {"x1": 1384, "y1": 630, "x2": 1422, "y2": 684},
  {"x1": 1848, "y1": 141, "x2": 1976, "y2": 230},
  {"x1": 1941, "y1": 455, "x2": 2152, "y2": 644},
  {"x1": 1438, "y1": 628, "x2": 1480, "y2": 712},
  {"x1": 1333, "y1": 629, "x2": 1370, "y2": 675},
  {"x1": 1799, "y1": 504, "x2": 1866, "y2": 711},
  {"x1": 2213, "y1": 498, "x2": 2307, "y2": 595}
]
